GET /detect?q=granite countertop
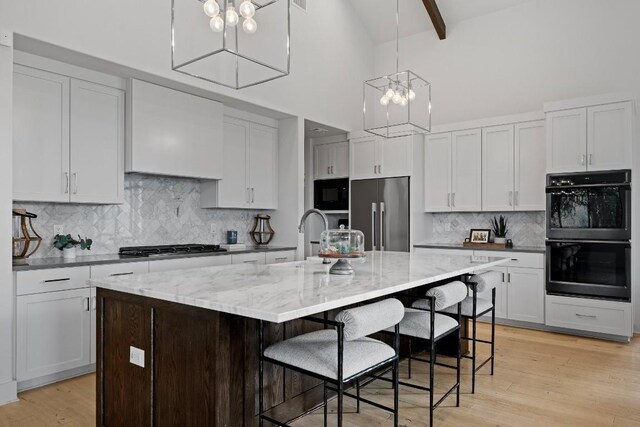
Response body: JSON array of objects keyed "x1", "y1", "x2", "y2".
[
  {"x1": 91, "y1": 251, "x2": 510, "y2": 323},
  {"x1": 414, "y1": 242, "x2": 545, "y2": 254},
  {"x1": 12, "y1": 246, "x2": 298, "y2": 272}
]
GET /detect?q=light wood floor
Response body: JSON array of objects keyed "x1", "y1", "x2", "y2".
[{"x1": 1, "y1": 324, "x2": 638, "y2": 426}]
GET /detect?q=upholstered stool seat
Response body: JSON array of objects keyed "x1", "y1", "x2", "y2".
[
  {"x1": 416, "y1": 296, "x2": 493, "y2": 317},
  {"x1": 385, "y1": 308, "x2": 458, "y2": 341},
  {"x1": 264, "y1": 329, "x2": 395, "y2": 380}
]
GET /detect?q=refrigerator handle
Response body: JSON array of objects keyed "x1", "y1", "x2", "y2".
[
  {"x1": 371, "y1": 203, "x2": 377, "y2": 250},
  {"x1": 380, "y1": 202, "x2": 385, "y2": 251}
]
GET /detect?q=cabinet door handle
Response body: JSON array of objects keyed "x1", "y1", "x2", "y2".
[
  {"x1": 501, "y1": 273, "x2": 505, "y2": 282},
  {"x1": 330, "y1": 166, "x2": 334, "y2": 174},
  {"x1": 447, "y1": 193, "x2": 451, "y2": 207},
  {"x1": 575, "y1": 313, "x2": 597, "y2": 319},
  {"x1": 507, "y1": 273, "x2": 511, "y2": 283},
  {"x1": 371, "y1": 203, "x2": 377, "y2": 249},
  {"x1": 110, "y1": 272, "x2": 134, "y2": 277},
  {"x1": 452, "y1": 193, "x2": 455, "y2": 207},
  {"x1": 64, "y1": 172, "x2": 70, "y2": 194},
  {"x1": 85, "y1": 297, "x2": 90, "y2": 312},
  {"x1": 251, "y1": 188, "x2": 255, "y2": 203},
  {"x1": 514, "y1": 191, "x2": 519, "y2": 206},
  {"x1": 588, "y1": 154, "x2": 593, "y2": 165},
  {"x1": 378, "y1": 164, "x2": 382, "y2": 174},
  {"x1": 380, "y1": 202, "x2": 385, "y2": 251},
  {"x1": 43, "y1": 277, "x2": 71, "y2": 283},
  {"x1": 508, "y1": 191, "x2": 513, "y2": 206},
  {"x1": 581, "y1": 154, "x2": 586, "y2": 166},
  {"x1": 327, "y1": 166, "x2": 330, "y2": 175},
  {"x1": 373, "y1": 165, "x2": 377, "y2": 174},
  {"x1": 73, "y1": 173, "x2": 78, "y2": 194}
]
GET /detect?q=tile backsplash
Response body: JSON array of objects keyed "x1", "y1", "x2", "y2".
[
  {"x1": 14, "y1": 175, "x2": 260, "y2": 258},
  {"x1": 425, "y1": 211, "x2": 545, "y2": 247}
]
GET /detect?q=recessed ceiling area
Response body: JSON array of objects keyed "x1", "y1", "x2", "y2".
[
  {"x1": 350, "y1": 0, "x2": 536, "y2": 44},
  {"x1": 304, "y1": 120, "x2": 348, "y2": 138}
]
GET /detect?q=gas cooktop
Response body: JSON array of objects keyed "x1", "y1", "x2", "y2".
[{"x1": 119, "y1": 244, "x2": 227, "y2": 258}]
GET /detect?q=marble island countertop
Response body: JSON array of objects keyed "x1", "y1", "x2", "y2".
[
  {"x1": 12, "y1": 246, "x2": 298, "y2": 272},
  {"x1": 91, "y1": 251, "x2": 510, "y2": 323}
]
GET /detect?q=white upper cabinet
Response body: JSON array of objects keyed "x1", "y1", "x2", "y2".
[
  {"x1": 587, "y1": 102, "x2": 632, "y2": 171},
  {"x1": 70, "y1": 80, "x2": 124, "y2": 204},
  {"x1": 482, "y1": 125, "x2": 514, "y2": 211},
  {"x1": 546, "y1": 108, "x2": 587, "y2": 173},
  {"x1": 201, "y1": 116, "x2": 278, "y2": 209},
  {"x1": 350, "y1": 135, "x2": 412, "y2": 180},
  {"x1": 13, "y1": 65, "x2": 124, "y2": 204},
  {"x1": 545, "y1": 97, "x2": 632, "y2": 173},
  {"x1": 451, "y1": 129, "x2": 482, "y2": 211},
  {"x1": 248, "y1": 123, "x2": 278, "y2": 209},
  {"x1": 514, "y1": 121, "x2": 546, "y2": 210},
  {"x1": 350, "y1": 137, "x2": 378, "y2": 179},
  {"x1": 424, "y1": 133, "x2": 452, "y2": 212},
  {"x1": 13, "y1": 66, "x2": 70, "y2": 203},
  {"x1": 313, "y1": 141, "x2": 349, "y2": 180},
  {"x1": 126, "y1": 79, "x2": 223, "y2": 179}
]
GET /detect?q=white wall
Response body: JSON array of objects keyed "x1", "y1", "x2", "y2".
[
  {"x1": 0, "y1": 0, "x2": 374, "y2": 133},
  {"x1": 374, "y1": 0, "x2": 640, "y2": 126},
  {"x1": 0, "y1": 41, "x2": 17, "y2": 403},
  {"x1": 375, "y1": 0, "x2": 640, "y2": 332}
]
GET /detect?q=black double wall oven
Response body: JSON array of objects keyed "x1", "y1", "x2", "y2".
[{"x1": 545, "y1": 170, "x2": 631, "y2": 301}]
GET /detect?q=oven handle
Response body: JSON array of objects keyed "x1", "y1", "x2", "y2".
[
  {"x1": 546, "y1": 183, "x2": 630, "y2": 192},
  {"x1": 546, "y1": 239, "x2": 631, "y2": 246}
]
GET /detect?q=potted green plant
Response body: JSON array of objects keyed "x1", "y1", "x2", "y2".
[
  {"x1": 53, "y1": 234, "x2": 93, "y2": 259},
  {"x1": 490, "y1": 215, "x2": 509, "y2": 244}
]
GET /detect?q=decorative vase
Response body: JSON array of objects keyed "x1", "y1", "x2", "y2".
[
  {"x1": 63, "y1": 247, "x2": 77, "y2": 259},
  {"x1": 494, "y1": 237, "x2": 507, "y2": 245}
]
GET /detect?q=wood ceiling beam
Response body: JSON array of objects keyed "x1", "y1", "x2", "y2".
[{"x1": 422, "y1": 0, "x2": 446, "y2": 40}]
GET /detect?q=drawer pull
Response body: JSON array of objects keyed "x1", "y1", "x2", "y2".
[
  {"x1": 43, "y1": 278, "x2": 71, "y2": 283},
  {"x1": 243, "y1": 260, "x2": 258, "y2": 264},
  {"x1": 110, "y1": 272, "x2": 134, "y2": 277},
  {"x1": 510, "y1": 258, "x2": 518, "y2": 261},
  {"x1": 575, "y1": 313, "x2": 597, "y2": 319},
  {"x1": 275, "y1": 257, "x2": 288, "y2": 261}
]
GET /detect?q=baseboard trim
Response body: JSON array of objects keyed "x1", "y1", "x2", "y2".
[
  {"x1": 17, "y1": 364, "x2": 96, "y2": 393},
  {"x1": 0, "y1": 380, "x2": 18, "y2": 405}
]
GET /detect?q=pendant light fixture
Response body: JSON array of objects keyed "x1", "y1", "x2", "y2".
[
  {"x1": 363, "y1": 0, "x2": 431, "y2": 138},
  {"x1": 171, "y1": 0, "x2": 290, "y2": 89}
]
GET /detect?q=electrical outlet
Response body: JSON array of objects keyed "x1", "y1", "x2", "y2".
[
  {"x1": 129, "y1": 346, "x2": 145, "y2": 368},
  {"x1": 53, "y1": 225, "x2": 64, "y2": 235}
]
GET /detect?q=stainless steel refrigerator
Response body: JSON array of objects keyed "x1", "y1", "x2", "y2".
[{"x1": 351, "y1": 177, "x2": 410, "y2": 252}]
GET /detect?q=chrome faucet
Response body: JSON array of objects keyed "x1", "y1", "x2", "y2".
[{"x1": 298, "y1": 209, "x2": 331, "y2": 264}]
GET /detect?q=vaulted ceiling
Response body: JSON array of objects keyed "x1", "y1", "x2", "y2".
[{"x1": 349, "y1": 0, "x2": 535, "y2": 44}]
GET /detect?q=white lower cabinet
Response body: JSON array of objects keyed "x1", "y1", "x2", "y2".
[
  {"x1": 266, "y1": 250, "x2": 297, "y2": 264},
  {"x1": 17, "y1": 288, "x2": 92, "y2": 382},
  {"x1": 546, "y1": 295, "x2": 632, "y2": 338},
  {"x1": 232, "y1": 252, "x2": 267, "y2": 265},
  {"x1": 148, "y1": 255, "x2": 231, "y2": 273},
  {"x1": 506, "y1": 267, "x2": 544, "y2": 323}
]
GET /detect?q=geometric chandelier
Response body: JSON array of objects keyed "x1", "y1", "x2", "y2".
[
  {"x1": 363, "y1": 0, "x2": 431, "y2": 138},
  {"x1": 171, "y1": 0, "x2": 290, "y2": 89}
]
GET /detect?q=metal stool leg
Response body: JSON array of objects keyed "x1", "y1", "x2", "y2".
[
  {"x1": 429, "y1": 340, "x2": 435, "y2": 427},
  {"x1": 323, "y1": 381, "x2": 328, "y2": 427},
  {"x1": 472, "y1": 315, "x2": 477, "y2": 394},
  {"x1": 337, "y1": 382, "x2": 344, "y2": 427},
  {"x1": 456, "y1": 303, "x2": 461, "y2": 407},
  {"x1": 491, "y1": 288, "x2": 496, "y2": 375},
  {"x1": 356, "y1": 379, "x2": 361, "y2": 413},
  {"x1": 407, "y1": 338, "x2": 412, "y2": 379},
  {"x1": 393, "y1": 358, "x2": 399, "y2": 426}
]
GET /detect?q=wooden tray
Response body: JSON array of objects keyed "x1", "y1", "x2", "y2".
[{"x1": 462, "y1": 242, "x2": 507, "y2": 249}]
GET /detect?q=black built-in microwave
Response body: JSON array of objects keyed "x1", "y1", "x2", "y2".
[{"x1": 314, "y1": 178, "x2": 349, "y2": 211}]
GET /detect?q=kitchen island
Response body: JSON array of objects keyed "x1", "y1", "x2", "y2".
[{"x1": 91, "y1": 251, "x2": 509, "y2": 426}]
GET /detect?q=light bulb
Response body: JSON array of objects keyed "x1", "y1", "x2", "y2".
[
  {"x1": 210, "y1": 15, "x2": 224, "y2": 32},
  {"x1": 203, "y1": 0, "x2": 220, "y2": 17},
  {"x1": 392, "y1": 92, "x2": 402, "y2": 105},
  {"x1": 226, "y1": 4, "x2": 239, "y2": 26},
  {"x1": 385, "y1": 88, "x2": 394, "y2": 99},
  {"x1": 242, "y1": 17, "x2": 257, "y2": 34},
  {"x1": 380, "y1": 95, "x2": 390, "y2": 106},
  {"x1": 408, "y1": 89, "x2": 416, "y2": 101},
  {"x1": 400, "y1": 96, "x2": 408, "y2": 107},
  {"x1": 239, "y1": 0, "x2": 255, "y2": 18}
]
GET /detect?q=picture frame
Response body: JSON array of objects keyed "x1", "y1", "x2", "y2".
[{"x1": 469, "y1": 229, "x2": 491, "y2": 244}]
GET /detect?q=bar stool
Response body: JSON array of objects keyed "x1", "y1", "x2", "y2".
[
  {"x1": 259, "y1": 298, "x2": 404, "y2": 427},
  {"x1": 416, "y1": 270, "x2": 501, "y2": 393},
  {"x1": 391, "y1": 281, "x2": 467, "y2": 427}
]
